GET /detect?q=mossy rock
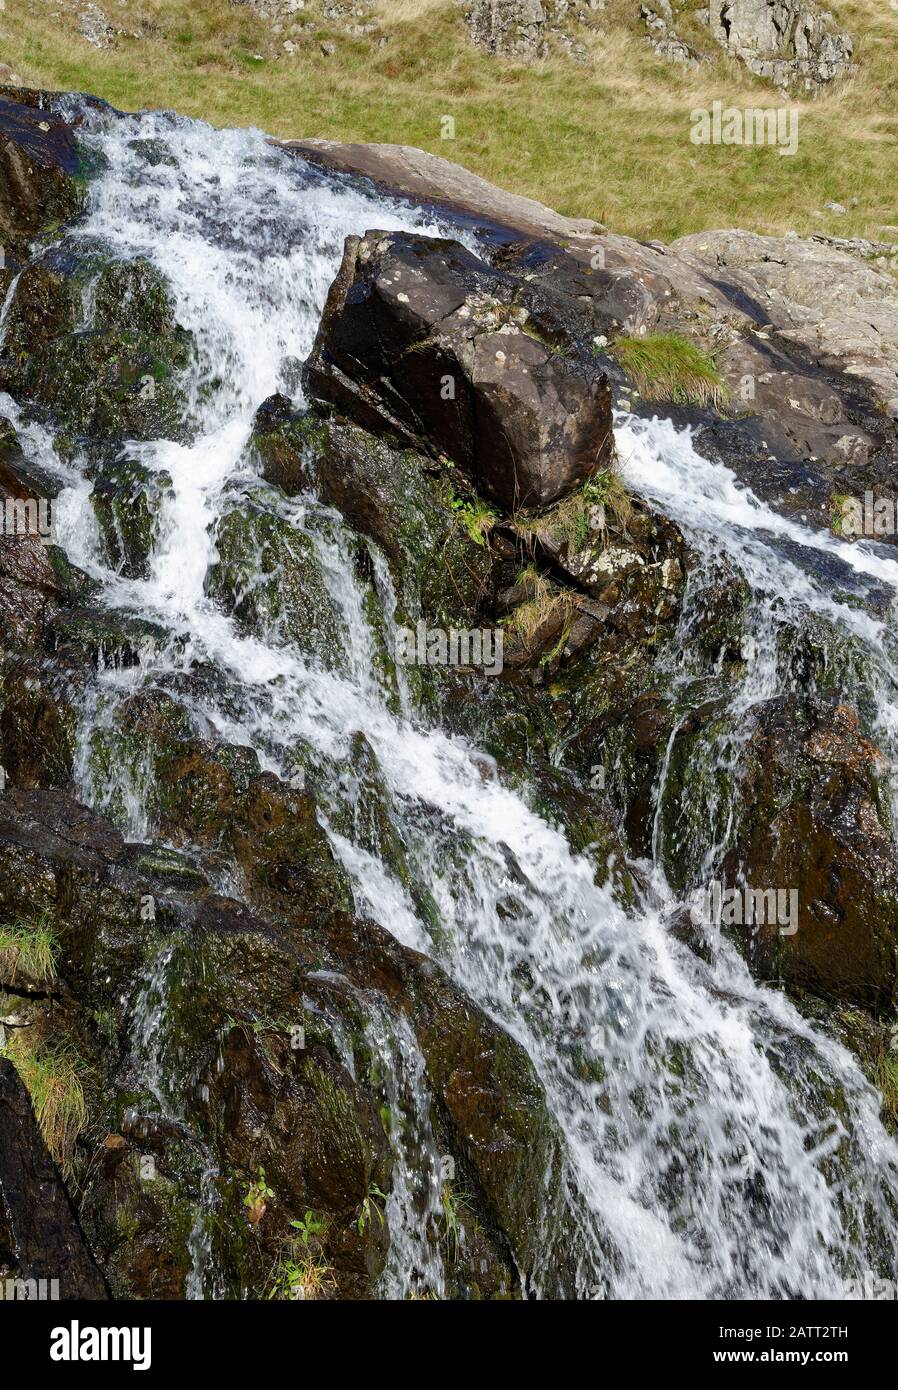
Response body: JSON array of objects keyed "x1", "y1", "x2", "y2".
[
  {"x1": 654, "y1": 695, "x2": 737, "y2": 895},
  {"x1": 259, "y1": 407, "x2": 494, "y2": 632},
  {"x1": 0, "y1": 94, "x2": 86, "y2": 260},
  {"x1": 251, "y1": 398, "x2": 324, "y2": 495},
  {"x1": 44, "y1": 545, "x2": 100, "y2": 604},
  {"x1": 519, "y1": 762, "x2": 634, "y2": 901},
  {"x1": 28, "y1": 327, "x2": 192, "y2": 444},
  {"x1": 326, "y1": 731, "x2": 443, "y2": 938},
  {"x1": 154, "y1": 739, "x2": 262, "y2": 849},
  {"x1": 0, "y1": 251, "x2": 192, "y2": 446},
  {"x1": 229, "y1": 772, "x2": 353, "y2": 923},
  {"x1": 411, "y1": 967, "x2": 572, "y2": 1294},
  {"x1": 92, "y1": 258, "x2": 180, "y2": 339},
  {"x1": 722, "y1": 696, "x2": 898, "y2": 1011},
  {"x1": 90, "y1": 456, "x2": 173, "y2": 579},
  {"x1": 0, "y1": 655, "x2": 80, "y2": 789},
  {"x1": 46, "y1": 606, "x2": 174, "y2": 668},
  {"x1": 206, "y1": 497, "x2": 344, "y2": 665}
]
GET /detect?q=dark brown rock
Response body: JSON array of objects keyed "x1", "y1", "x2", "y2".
[
  {"x1": 723, "y1": 697, "x2": 898, "y2": 1010},
  {"x1": 0, "y1": 92, "x2": 83, "y2": 261},
  {"x1": 304, "y1": 230, "x2": 613, "y2": 510}
]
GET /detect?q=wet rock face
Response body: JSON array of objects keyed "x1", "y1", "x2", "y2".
[
  {"x1": 723, "y1": 697, "x2": 898, "y2": 1010},
  {"x1": 0, "y1": 1059, "x2": 108, "y2": 1299},
  {"x1": 0, "y1": 91, "x2": 84, "y2": 263},
  {"x1": 707, "y1": 0, "x2": 852, "y2": 89},
  {"x1": 0, "y1": 784, "x2": 551, "y2": 1298},
  {"x1": 304, "y1": 230, "x2": 613, "y2": 510}
]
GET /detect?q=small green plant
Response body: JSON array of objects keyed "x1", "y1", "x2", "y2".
[
  {"x1": 0, "y1": 915, "x2": 59, "y2": 985},
  {"x1": 270, "y1": 1251, "x2": 335, "y2": 1301},
  {"x1": 514, "y1": 460, "x2": 629, "y2": 556},
  {"x1": 448, "y1": 490, "x2": 497, "y2": 547},
  {"x1": 357, "y1": 1182, "x2": 388, "y2": 1236},
  {"x1": 290, "y1": 1210, "x2": 323, "y2": 1247},
  {"x1": 440, "y1": 1184, "x2": 472, "y2": 1263},
  {"x1": 583, "y1": 468, "x2": 632, "y2": 535},
  {"x1": 0, "y1": 1031, "x2": 87, "y2": 1176},
  {"x1": 611, "y1": 333, "x2": 729, "y2": 409},
  {"x1": 244, "y1": 1166, "x2": 275, "y2": 1228},
  {"x1": 830, "y1": 492, "x2": 853, "y2": 537}
]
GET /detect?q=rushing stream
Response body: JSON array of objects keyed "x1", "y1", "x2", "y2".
[{"x1": 5, "y1": 103, "x2": 898, "y2": 1298}]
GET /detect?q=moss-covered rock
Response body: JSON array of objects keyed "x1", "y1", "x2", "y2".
[
  {"x1": 721, "y1": 696, "x2": 898, "y2": 1011},
  {"x1": 0, "y1": 784, "x2": 553, "y2": 1296},
  {"x1": 46, "y1": 605, "x2": 173, "y2": 668},
  {"x1": 90, "y1": 455, "x2": 173, "y2": 579},
  {"x1": 0, "y1": 251, "x2": 192, "y2": 447},
  {"x1": 206, "y1": 496, "x2": 343, "y2": 664},
  {"x1": 230, "y1": 772, "x2": 353, "y2": 924},
  {"x1": 255, "y1": 406, "x2": 494, "y2": 633},
  {"x1": 0, "y1": 654, "x2": 80, "y2": 790}
]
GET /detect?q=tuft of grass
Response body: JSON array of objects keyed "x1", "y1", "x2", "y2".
[
  {"x1": 440, "y1": 1183, "x2": 472, "y2": 1263},
  {"x1": 583, "y1": 467, "x2": 632, "y2": 533},
  {"x1": 505, "y1": 586, "x2": 575, "y2": 648},
  {"x1": 515, "y1": 460, "x2": 631, "y2": 555},
  {"x1": 0, "y1": 916, "x2": 59, "y2": 986},
  {"x1": 267, "y1": 1246, "x2": 336, "y2": 1301},
  {"x1": 612, "y1": 334, "x2": 729, "y2": 409},
  {"x1": 1, "y1": 1031, "x2": 87, "y2": 1176},
  {"x1": 878, "y1": 1049, "x2": 898, "y2": 1127},
  {"x1": 830, "y1": 492, "x2": 854, "y2": 537}
]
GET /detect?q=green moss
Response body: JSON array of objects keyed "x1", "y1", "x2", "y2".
[
  {"x1": 91, "y1": 456, "x2": 173, "y2": 578},
  {"x1": 447, "y1": 485, "x2": 498, "y2": 547},
  {"x1": 0, "y1": 251, "x2": 193, "y2": 445}
]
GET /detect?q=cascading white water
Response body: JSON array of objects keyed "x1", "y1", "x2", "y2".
[{"x1": 6, "y1": 102, "x2": 898, "y2": 1298}]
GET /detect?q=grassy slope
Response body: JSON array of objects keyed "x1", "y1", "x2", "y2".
[{"x1": 0, "y1": 0, "x2": 895, "y2": 242}]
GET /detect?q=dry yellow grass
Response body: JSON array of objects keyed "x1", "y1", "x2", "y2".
[{"x1": 0, "y1": 0, "x2": 894, "y2": 241}]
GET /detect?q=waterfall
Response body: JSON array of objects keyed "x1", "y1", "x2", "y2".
[{"x1": 5, "y1": 101, "x2": 898, "y2": 1298}]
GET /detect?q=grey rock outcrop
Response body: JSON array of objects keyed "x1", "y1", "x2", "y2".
[
  {"x1": 708, "y1": 0, "x2": 852, "y2": 89},
  {"x1": 672, "y1": 228, "x2": 898, "y2": 416},
  {"x1": 641, "y1": 2, "x2": 704, "y2": 66},
  {"x1": 462, "y1": 0, "x2": 549, "y2": 59},
  {"x1": 460, "y1": 0, "x2": 605, "y2": 60}
]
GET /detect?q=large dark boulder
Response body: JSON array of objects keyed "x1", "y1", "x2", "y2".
[
  {"x1": 0, "y1": 1059, "x2": 107, "y2": 1299},
  {"x1": 303, "y1": 230, "x2": 613, "y2": 510}
]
